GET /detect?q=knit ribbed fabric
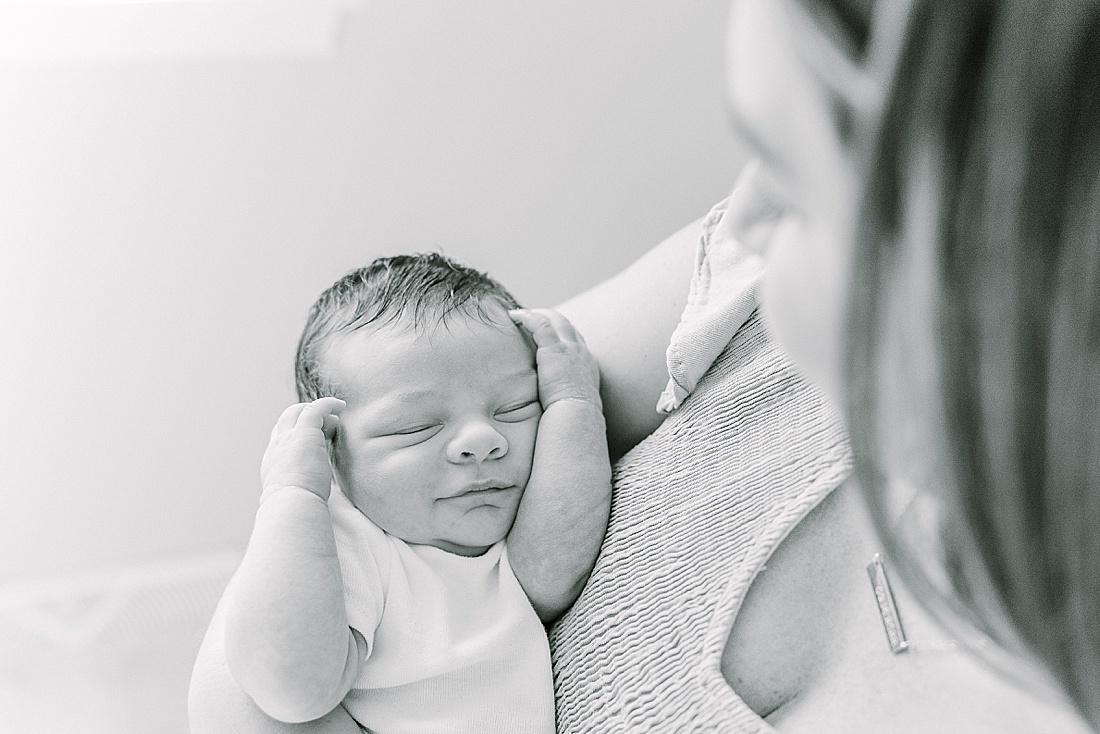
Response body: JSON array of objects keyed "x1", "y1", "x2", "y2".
[
  {"x1": 656, "y1": 195, "x2": 765, "y2": 414},
  {"x1": 549, "y1": 311, "x2": 852, "y2": 732}
]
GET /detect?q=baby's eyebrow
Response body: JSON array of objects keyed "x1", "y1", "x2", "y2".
[
  {"x1": 379, "y1": 393, "x2": 442, "y2": 415},
  {"x1": 357, "y1": 390, "x2": 437, "y2": 417},
  {"x1": 498, "y1": 373, "x2": 538, "y2": 391},
  {"x1": 503, "y1": 372, "x2": 536, "y2": 384},
  {"x1": 388, "y1": 388, "x2": 436, "y2": 401},
  {"x1": 499, "y1": 363, "x2": 538, "y2": 379}
]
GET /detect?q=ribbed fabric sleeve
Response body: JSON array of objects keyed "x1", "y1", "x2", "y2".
[{"x1": 657, "y1": 195, "x2": 765, "y2": 414}]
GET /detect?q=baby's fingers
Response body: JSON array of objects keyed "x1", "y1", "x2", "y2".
[
  {"x1": 310, "y1": 397, "x2": 345, "y2": 440},
  {"x1": 509, "y1": 308, "x2": 582, "y2": 346},
  {"x1": 272, "y1": 397, "x2": 345, "y2": 438},
  {"x1": 261, "y1": 398, "x2": 344, "y2": 502},
  {"x1": 509, "y1": 308, "x2": 601, "y2": 408},
  {"x1": 274, "y1": 402, "x2": 311, "y2": 432}
]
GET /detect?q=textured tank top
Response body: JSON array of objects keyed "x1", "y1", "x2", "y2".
[{"x1": 549, "y1": 200, "x2": 852, "y2": 732}]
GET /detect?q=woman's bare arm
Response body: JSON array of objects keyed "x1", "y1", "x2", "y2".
[{"x1": 555, "y1": 218, "x2": 700, "y2": 460}]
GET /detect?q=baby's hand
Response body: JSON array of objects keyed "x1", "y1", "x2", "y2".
[
  {"x1": 510, "y1": 309, "x2": 602, "y2": 410},
  {"x1": 259, "y1": 397, "x2": 345, "y2": 503}
]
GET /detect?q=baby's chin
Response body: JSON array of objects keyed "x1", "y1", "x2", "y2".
[
  {"x1": 428, "y1": 535, "x2": 505, "y2": 557},
  {"x1": 434, "y1": 510, "x2": 520, "y2": 557}
]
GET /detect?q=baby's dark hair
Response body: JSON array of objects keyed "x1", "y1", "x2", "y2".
[{"x1": 295, "y1": 253, "x2": 521, "y2": 402}]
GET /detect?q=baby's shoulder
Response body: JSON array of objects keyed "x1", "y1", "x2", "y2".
[{"x1": 329, "y1": 487, "x2": 392, "y2": 596}]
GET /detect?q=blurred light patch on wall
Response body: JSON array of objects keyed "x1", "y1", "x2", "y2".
[
  {"x1": 0, "y1": 551, "x2": 238, "y2": 732},
  {"x1": 0, "y1": 0, "x2": 360, "y2": 62}
]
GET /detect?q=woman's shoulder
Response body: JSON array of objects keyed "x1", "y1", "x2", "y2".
[
  {"x1": 557, "y1": 198, "x2": 763, "y2": 459},
  {"x1": 728, "y1": 481, "x2": 1093, "y2": 734},
  {"x1": 556, "y1": 217, "x2": 700, "y2": 459},
  {"x1": 720, "y1": 479, "x2": 869, "y2": 718},
  {"x1": 771, "y1": 637, "x2": 1094, "y2": 734}
]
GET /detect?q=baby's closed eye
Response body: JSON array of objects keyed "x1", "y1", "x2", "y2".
[
  {"x1": 380, "y1": 423, "x2": 444, "y2": 443},
  {"x1": 390, "y1": 424, "x2": 439, "y2": 435},
  {"x1": 496, "y1": 400, "x2": 541, "y2": 422}
]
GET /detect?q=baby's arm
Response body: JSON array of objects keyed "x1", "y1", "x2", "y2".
[
  {"x1": 189, "y1": 595, "x2": 365, "y2": 734},
  {"x1": 506, "y1": 309, "x2": 613, "y2": 623},
  {"x1": 223, "y1": 398, "x2": 367, "y2": 723}
]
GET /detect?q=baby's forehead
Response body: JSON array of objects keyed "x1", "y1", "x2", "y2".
[
  {"x1": 322, "y1": 310, "x2": 535, "y2": 394},
  {"x1": 370, "y1": 309, "x2": 528, "y2": 349}
]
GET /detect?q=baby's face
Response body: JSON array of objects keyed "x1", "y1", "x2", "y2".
[{"x1": 325, "y1": 311, "x2": 541, "y2": 556}]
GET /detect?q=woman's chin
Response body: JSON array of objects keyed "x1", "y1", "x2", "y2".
[{"x1": 760, "y1": 300, "x2": 845, "y2": 410}]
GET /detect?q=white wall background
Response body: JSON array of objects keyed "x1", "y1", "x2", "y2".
[
  {"x1": 0, "y1": 0, "x2": 744, "y2": 585},
  {"x1": 0, "y1": 1, "x2": 744, "y2": 730}
]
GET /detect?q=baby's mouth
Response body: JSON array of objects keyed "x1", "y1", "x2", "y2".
[{"x1": 452, "y1": 480, "x2": 513, "y2": 497}]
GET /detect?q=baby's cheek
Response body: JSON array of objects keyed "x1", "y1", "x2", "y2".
[
  {"x1": 340, "y1": 446, "x2": 410, "y2": 490},
  {"x1": 513, "y1": 422, "x2": 540, "y2": 474}
]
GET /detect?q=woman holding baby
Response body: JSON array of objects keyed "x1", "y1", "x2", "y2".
[{"x1": 192, "y1": 0, "x2": 1100, "y2": 730}]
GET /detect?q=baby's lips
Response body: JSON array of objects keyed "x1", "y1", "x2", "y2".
[{"x1": 445, "y1": 480, "x2": 518, "y2": 500}]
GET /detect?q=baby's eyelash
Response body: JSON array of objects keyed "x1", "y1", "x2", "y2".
[
  {"x1": 390, "y1": 424, "x2": 437, "y2": 435},
  {"x1": 499, "y1": 400, "x2": 539, "y2": 414}
]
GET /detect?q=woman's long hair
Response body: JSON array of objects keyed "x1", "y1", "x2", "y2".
[{"x1": 847, "y1": 0, "x2": 1100, "y2": 724}]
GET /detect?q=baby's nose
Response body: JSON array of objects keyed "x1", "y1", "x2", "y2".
[{"x1": 446, "y1": 420, "x2": 508, "y2": 463}]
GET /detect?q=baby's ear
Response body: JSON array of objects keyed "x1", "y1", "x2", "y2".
[{"x1": 326, "y1": 430, "x2": 341, "y2": 467}]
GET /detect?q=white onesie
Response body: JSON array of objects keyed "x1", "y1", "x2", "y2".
[{"x1": 327, "y1": 484, "x2": 555, "y2": 734}]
